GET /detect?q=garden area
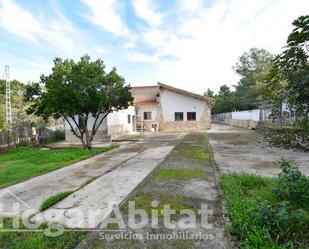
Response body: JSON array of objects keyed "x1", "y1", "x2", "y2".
[{"x1": 0, "y1": 145, "x2": 117, "y2": 188}]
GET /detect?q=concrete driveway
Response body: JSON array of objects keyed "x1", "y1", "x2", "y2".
[
  {"x1": 0, "y1": 133, "x2": 183, "y2": 226},
  {"x1": 208, "y1": 123, "x2": 309, "y2": 177}
]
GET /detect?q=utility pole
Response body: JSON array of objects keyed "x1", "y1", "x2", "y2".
[{"x1": 4, "y1": 65, "x2": 12, "y2": 129}]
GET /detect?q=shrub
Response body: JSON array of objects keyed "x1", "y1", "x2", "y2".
[{"x1": 274, "y1": 158, "x2": 309, "y2": 209}]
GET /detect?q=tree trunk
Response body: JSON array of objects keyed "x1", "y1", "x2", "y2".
[{"x1": 84, "y1": 127, "x2": 92, "y2": 149}]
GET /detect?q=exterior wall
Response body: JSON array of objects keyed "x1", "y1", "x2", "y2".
[
  {"x1": 159, "y1": 89, "x2": 211, "y2": 130},
  {"x1": 107, "y1": 106, "x2": 136, "y2": 138},
  {"x1": 135, "y1": 105, "x2": 159, "y2": 121},
  {"x1": 232, "y1": 109, "x2": 260, "y2": 121},
  {"x1": 134, "y1": 105, "x2": 160, "y2": 131},
  {"x1": 212, "y1": 110, "x2": 260, "y2": 129},
  {"x1": 64, "y1": 107, "x2": 136, "y2": 143},
  {"x1": 160, "y1": 89, "x2": 206, "y2": 121},
  {"x1": 131, "y1": 86, "x2": 159, "y2": 103}
]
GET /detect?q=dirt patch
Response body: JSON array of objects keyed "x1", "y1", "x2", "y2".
[
  {"x1": 182, "y1": 180, "x2": 218, "y2": 201},
  {"x1": 252, "y1": 161, "x2": 279, "y2": 169},
  {"x1": 73, "y1": 171, "x2": 88, "y2": 178},
  {"x1": 209, "y1": 124, "x2": 309, "y2": 177}
]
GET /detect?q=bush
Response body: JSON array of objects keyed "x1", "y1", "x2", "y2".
[
  {"x1": 54, "y1": 129, "x2": 65, "y2": 141},
  {"x1": 274, "y1": 158, "x2": 309, "y2": 209}
]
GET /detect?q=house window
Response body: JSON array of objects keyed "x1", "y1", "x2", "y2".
[
  {"x1": 187, "y1": 112, "x2": 196, "y2": 121},
  {"x1": 144, "y1": 112, "x2": 152, "y2": 120},
  {"x1": 128, "y1": 114, "x2": 131, "y2": 124},
  {"x1": 174, "y1": 112, "x2": 183, "y2": 121}
]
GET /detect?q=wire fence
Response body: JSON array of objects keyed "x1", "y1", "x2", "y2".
[
  {"x1": 0, "y1": 126, "x2": 60, "y2": 149},
  {"x1": 212, "y1": 102, "x2": 296, "y2": 129}
]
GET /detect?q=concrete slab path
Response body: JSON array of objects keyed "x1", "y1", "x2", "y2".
[
  {"x1": 36, "y1": 146, "x2": 174, "y2": 228},
  {"x1": 0, "y1": 133, "x2": 180, "y2": 225},
  {"x1": 208, "y1": 123, "x2": 309, "y2": 177}
]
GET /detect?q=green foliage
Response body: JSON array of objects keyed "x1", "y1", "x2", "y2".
[
  {"x1": 0, "y1": 218, "x2": 86, "y2": 249},
  {"x1": 221, "y1": 159, "x2": 309, "y2": 248},
  {"x1": 154, "y1": 168, "x2": 206, "y2": 180},
  {"x1": 212, "y1": 85, "x2": 236, "y2": 114},
  {"x1": 0, "y1": 145, "x2": 117, "y2": 188},
  {"x1": 54, "y1": 129, "x2": 65, "y2": 141},
  {"x1": 204, "y1": 88, "x2": 214, "y2": 97},
  {"x1": 0, "y1": 79, "x2": 47, "y2": 131},
  {"x1": 25, "y1": 55, "x2": 133, "y2": 149},
  {"x1": 274, "y1": 158, "x2": 309, "y2": 209},
  {"x1": 264, "y1": 15, "x2": 309, "y2": 129},
  {"x1": 40, "y1": 191, "x2": 73, "y2": 211},
  {"x1": 211, "y1": 48, "x2": 274, "y2": 114}
]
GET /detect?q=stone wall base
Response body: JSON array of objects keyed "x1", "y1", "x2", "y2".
[
  {"x1": 159, "y1": 120, "x2": 211, "y2": 131},
  {"x1": 230, "y1": 120, "x2": 259, "y2": 129}
]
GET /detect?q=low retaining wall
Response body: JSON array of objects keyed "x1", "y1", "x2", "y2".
[
  {"x1": 212, "y1": 110, "x2": 260, "y2": 129},
  {"x1": 230, "y1": 119, "x2": 259, "y2": 129}
]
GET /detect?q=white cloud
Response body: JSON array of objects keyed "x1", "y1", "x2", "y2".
[
  {"x1": 81, "y1": 0, "x2": 128, "y2": 36},
  {"x1": 0, "y1": 0, "x2": 42, "y2": 42},
  {"x1": 0, "y1": 0, "x2": 78, "y2": 52},
  {"x1": 132, "y1": 0, "x2": 164, "y2": 27},
  {"x1": 128, "y1": 51, "x2": 158, "y2": 63},
  {"x1": 129, "y1": 0, "x2": 309, "y2": 94}
]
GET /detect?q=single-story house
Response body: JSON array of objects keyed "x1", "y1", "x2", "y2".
[{"x1": 64, "y1": 82, "x2": 213, "y2": 143}]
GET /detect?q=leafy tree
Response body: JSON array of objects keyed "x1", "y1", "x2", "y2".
[
  {"x1": 264, "y1": 15, "x2": 309, "y2": 128},
  {"x1": 204, "y1": 88, "x2": 214, "y2": 97},
  {"x1": 233, "y1": 48, "x2": 274, "y2": 76},
  {"x1": 25, "y1": 55, "x2": 133, "y2": 149},
  {"x1": 233, "y1": 48, "x2": 274, "y2": 110},
  {"x1": 209, "y1": 48, "x2": 274, "y2": 114},
  {"x1": 212, "y1": 85, "x2": 236, "y2": 114}
]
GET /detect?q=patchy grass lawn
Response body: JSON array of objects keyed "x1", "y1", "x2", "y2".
[
  {"x1": 154, "y1": 168, "x2": 206, "y2": 180},
  {"x1": 221, "y1": 173, "x2": 309, "y2": 248},
  {"x1": 0, "y1": 218, "x2": 86, "y2": 249},
  {"x1": 0, "y1": 145, "x2": 118, "y2": 188}
]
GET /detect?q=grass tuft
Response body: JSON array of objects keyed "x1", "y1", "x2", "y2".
[
  {"x1": 154, "y1": 168, "x2": 206, "y2": 180},
  {"x1": 40, "y1": 191, "x2": 73, "y2": 211}
]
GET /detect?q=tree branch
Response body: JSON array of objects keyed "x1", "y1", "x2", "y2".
[
  {"x1": 91, "y1": 110, "x2": 111, "y2": 141},
  {"x1": 62, "y1": 115, "x2": 81, "y2": 139}
]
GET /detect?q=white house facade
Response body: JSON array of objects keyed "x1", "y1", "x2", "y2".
[{"x1": 64, "y1": 83, "x2": 213, "y2": 143}]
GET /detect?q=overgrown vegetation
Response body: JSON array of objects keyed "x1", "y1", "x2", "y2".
[
  {"x1": 264, "y1": 15, "x2": 309, "y2": 130},
  {"x1": 0, "y1": 145, "x2": 117, "y2": 188},
  {"x1": 221, "y1": 158, "x2": 309, "y2": 248},
  {"x1": 40, "y1": 191, "x2": 73, "y2": 211}
]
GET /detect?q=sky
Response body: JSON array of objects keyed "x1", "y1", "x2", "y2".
[{"x1": 0, "y1": 0, "x2": 308, "y2": 94}]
